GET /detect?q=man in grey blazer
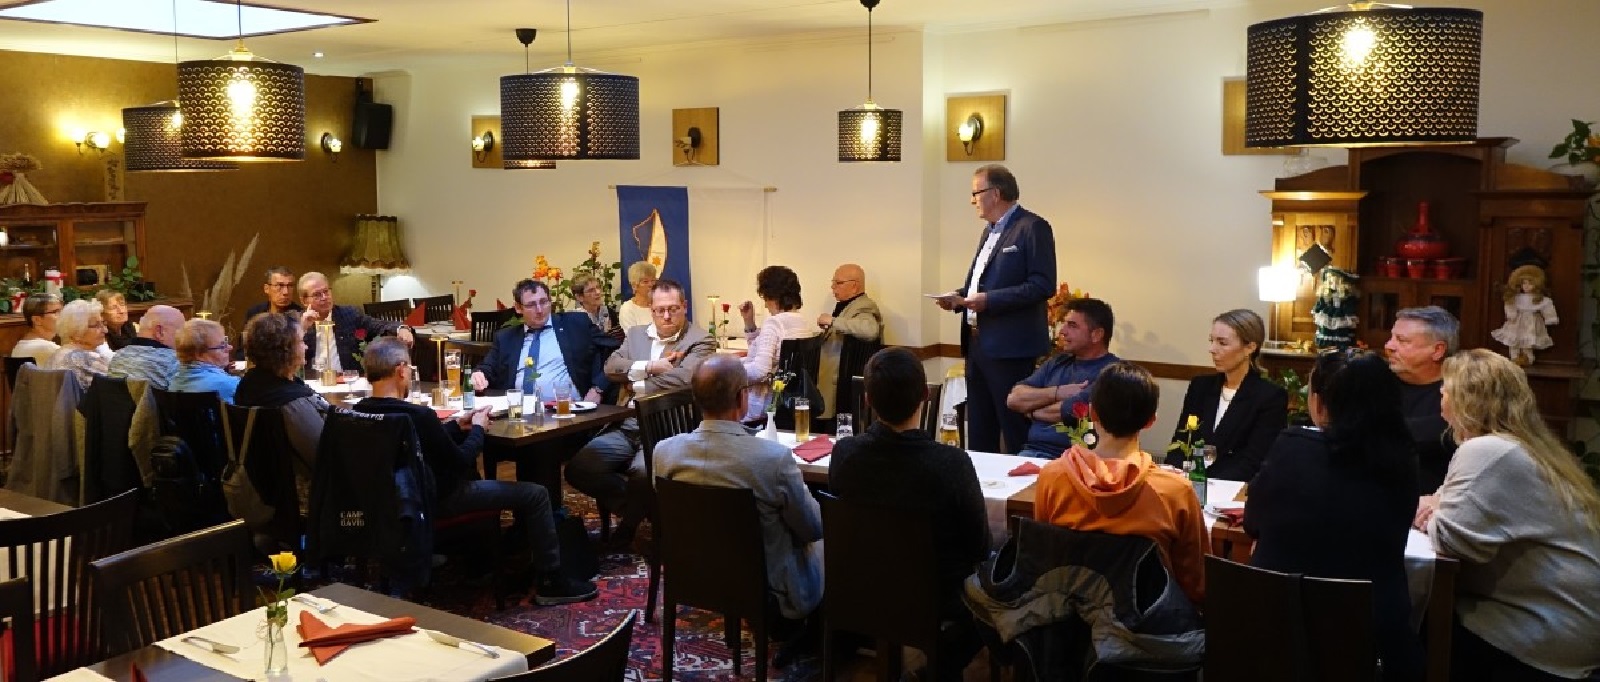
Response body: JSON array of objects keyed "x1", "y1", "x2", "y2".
[
  {"x1": 654, "y1": 354, "x2": 823, "y2": 642},
  {"x1": 564, "y1": 279, "x2": 718, "y2": 544},
  {"x1": 816, "y1": 263, "x2": 882, "y2": 421}
]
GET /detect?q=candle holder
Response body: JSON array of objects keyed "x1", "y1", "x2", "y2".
[{"x1": 316, "y1": 321, "x2": 337, "y2": 385}]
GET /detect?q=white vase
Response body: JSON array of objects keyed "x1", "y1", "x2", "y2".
[
  {"x1": 1549, "y1": 162, "x2": 1600, "y2": 188},
  {"x1": 763, "y1": 414, "x2": 777, "y2": 440}
]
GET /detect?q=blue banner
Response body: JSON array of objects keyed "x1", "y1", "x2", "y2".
[{"x1": 616, "y1": 185, "x2": 692, "y2": 317}]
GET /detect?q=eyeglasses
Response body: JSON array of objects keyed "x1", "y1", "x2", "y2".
[
  {"x1": 42, "y1": 308, "x2": 62, "y2": 316},
  {"x1": 971, "y1": 186, "x2": 995, "y2": 198},
  {"x1": 519, "y1": 299, "x2": 552, "y2": 309},
  {"x1": 651, "y1": 305, "x2": 683, "y2": 316},
  {"x1": 307, "y1": 289, "x2": 333, "y2": 300},
  {"x1": 205, "y1": 342, "x2": 231, "y2": 351},
  {"x1": 267, "y1": 283, "x2": 294, "y2": 290},
  {"x1": 831, "y1": 279, "x2": 858, "y2": 286}
]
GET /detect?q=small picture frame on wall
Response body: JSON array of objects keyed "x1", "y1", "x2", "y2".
[{"x1": 76, "y1": 264, "x2": 106, "y2": 286}]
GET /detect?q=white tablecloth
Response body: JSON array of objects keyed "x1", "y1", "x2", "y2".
[
  {"x1": 43, "y1": 669, "x2": 115, "y2": 682},
  {"x1": 153, "y1": 598, "x2": 528, "y2": 681}
]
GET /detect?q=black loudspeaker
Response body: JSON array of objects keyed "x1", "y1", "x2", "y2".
[{"x1": 352, "y1": 101, "x2": 393, "y2": 150}]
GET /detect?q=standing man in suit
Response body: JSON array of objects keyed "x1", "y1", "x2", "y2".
[
  {"x1": 565, "y1": 279, "x2": 718, "y2": 545},
  {"x1": 816, "y1": 263, "x2": 882, "y2": 422},
  {"x1": 936, "y1": 164, "x2": 1056, "y2": 453},
  {"x1": 470, "y1": 279, "x2": 617, "y2": 402},
  {"x1": 299, "y1": 272, "x2": 414, "y2": 372}
]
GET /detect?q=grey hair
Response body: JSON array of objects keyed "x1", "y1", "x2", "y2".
[
  {"x1": 297, "y1": 271, "x2": 330, "y2": 298},
  {"x1": 1395, "y1": 305, "x2": 1460, "y2": 355},
  {"x1": 362, "y1": 337, "x2": 412, "y2": 382},
  {"x1": 57, "y1": 299, "x2": 103, "y2": 345},
  {"x1": 627, "y1": 261, "x2": 658, "y2": 287}
]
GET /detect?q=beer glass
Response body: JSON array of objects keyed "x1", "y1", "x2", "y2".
[
  {"x1": 793, "y1": 397, "x2": 811, "y2": 441},
  {"x1": 938, "y1": 412, "x2": 962, "y2": 447},
  {"x1": 444, "y1": 349, "x2": 462, "y2": 397},
  {"x1": 505, "y1": 389, "x2": 524, "y2": 420},
  {"x1": 554, "y1": 382, "x2": 574, "y2": 419}
]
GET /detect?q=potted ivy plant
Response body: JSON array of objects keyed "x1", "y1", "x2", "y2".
[{"x1": 1549, "y1": 119, "x2": 1600, "y2": 187}]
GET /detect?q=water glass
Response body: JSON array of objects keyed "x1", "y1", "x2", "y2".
[
  {"x1": 505, "y1": 389, "x2": 524, "y2": 420},
  {"x1": 835, "y1": 413, "x2": 853, "y2": 440},
  {"x1": 441, "y1": 380, "x2": 462, "y2": 410},
  {"x1": 339, "y1": 369, "x2": 359, "y2": 384}
]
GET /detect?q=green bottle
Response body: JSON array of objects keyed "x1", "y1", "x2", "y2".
[{"x1": 1188, "y1": 447, "x2": 1208, "y2": 506}]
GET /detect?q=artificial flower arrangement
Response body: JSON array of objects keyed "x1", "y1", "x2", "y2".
[
  {"x1": 1045, "y1": 282, "x2": 1092, "y2": 353},
  {"x1": 529, "y1": 242, "x2": 624, "y2": 314},
  {"x1": 1166, "y1": 414, "x2": 1207, "y2": 461}
]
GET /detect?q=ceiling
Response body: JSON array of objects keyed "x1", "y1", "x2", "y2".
[{"x1": 0, "y1": 0, "x2": 1224, "y2": 75}]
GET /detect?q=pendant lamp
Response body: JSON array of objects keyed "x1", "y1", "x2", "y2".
[
  {"x1": 177, "y1": 0, "x2": 305, "y2": 161},
  {"x1": 500, "y1": 29, "x2": 557, "y2": 169},
  {"x1": 838, "y1": 0, "x2": 901, "y2": 163},
  {"x1": 122, "y1": 0, "x2": 235, "y2": 172},
  {"x1": 500, "y1": 0, "x2": 640, "y2": 162},
  {"x1": 1245, "y1": 3, "x2": 1482, "y2": 148}
]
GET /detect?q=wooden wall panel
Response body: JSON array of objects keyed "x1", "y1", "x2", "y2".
[{"x1": 0, "y1": 49, "x2": 378, "y2": 334}]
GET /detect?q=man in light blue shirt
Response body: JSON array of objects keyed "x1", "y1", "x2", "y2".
[{"x1": 170, "y1": 319, "x2": 241, "y2": 403}]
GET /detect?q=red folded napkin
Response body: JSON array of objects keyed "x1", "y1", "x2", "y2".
[
  {"x1": 131, "y1": 662, "x2": 149, "y2": 682},
  {"x1": 1217, "y1": 507, "x2": 1246, "y2": 525},
  {"x1": 1008, "y1": 460, "x2": 1042, "y2": 476},
  {"x1": 296, "y1": 611, "x2": 418, "y2": 665},
  {"x1": 793, "y1": 436, "x2": 833, "y2": 463},
  {"x1": 434, "y1": 408, "x2": 458, "y2": 420}
]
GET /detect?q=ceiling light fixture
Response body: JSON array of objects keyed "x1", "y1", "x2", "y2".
[
  {"x1": 177, "y1": 0, "x2": 305, "y2": 161},
  {"x1": 123, "y1": 0, "x2": 237, "y2": 172},
  {"x1": 838, "y1": 0, "x2": 902, "y2": 162},
  {"x1": 1244, "y1": 3, "x2": 1482, "y2": 148},
  {"x1": 0, "y1": 0, "x2": 367, "y2": 39},
  {"x1": 500, "y1": 2, "x2": 641, "y2": 162}
]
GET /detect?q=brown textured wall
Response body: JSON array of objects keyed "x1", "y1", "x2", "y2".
[{"x1": 0, "y1": 49, "x2": 377, "y2": 333}]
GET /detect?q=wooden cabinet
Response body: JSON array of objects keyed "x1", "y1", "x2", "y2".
[
  {"x1": 1259, "y1": 138, "x2": 1590, "y2": 434},
  {"x1": 0, "y1": 202, "x2": 147, "y2": 288}
]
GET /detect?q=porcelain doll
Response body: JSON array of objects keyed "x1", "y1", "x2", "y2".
[
  {"x1": 1311, "y1": 268, "x2": 1359, "y2": 350},
  {"x1": 1490, "y1": 264, "x2": 1558, "y2": 366}
]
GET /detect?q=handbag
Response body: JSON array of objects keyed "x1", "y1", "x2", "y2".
[{"x1": 219, "y1": 406, "x2": 275, "y2": 528}]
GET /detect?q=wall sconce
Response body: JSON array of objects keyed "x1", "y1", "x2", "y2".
[
  {"x1": 472, "y1": 131, "x2": 495, "y2": 162},
  {"x1": 675, "y1": 127, "x2": 702, "y2": 164},
  {"x1": 320, "y1": 132, "x2": 343, "y2": 161},
  {"x1": 76, "y1": 130, "x2": 112, "y2": 154},
  {"x1": 956, "y1": 114, "x2": 984, "y2": 155}
]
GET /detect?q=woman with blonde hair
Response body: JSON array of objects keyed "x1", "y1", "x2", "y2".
[
  {"x1": 95, "y1": 289, "x2": 137, "y2": 352},
  {"x1": 616, "y1": 260, "x2": 657, "y2": 332},
  {"x1": 1416, "y1": 349, "x2": 1600, "y2": 680},
  {"x1": 1163, "y1": 308, "x2": 1287, "y2": 480}
]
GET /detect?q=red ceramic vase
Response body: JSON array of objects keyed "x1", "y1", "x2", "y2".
[{"x1": 1396, "y1": 201, "x2": 1450, "y2": 260}]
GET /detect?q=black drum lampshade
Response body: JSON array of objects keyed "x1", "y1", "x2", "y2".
[
  {"x1": 122, "y1": 102, "x2": 238, "y2": 172},
  {"x1": 177, "y1": 48, "x2": 306, "y2": 161}
]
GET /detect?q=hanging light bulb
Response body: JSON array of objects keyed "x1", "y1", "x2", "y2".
[
  {"x1": 176, "y1": 0, "x2": 305, "y2": 161},
  {"x1": 837, "y1": 0, "x2": 902, "y2": 162},
  {"x1": 499, "y1": 0, "x2": 640, "y2": 162}
]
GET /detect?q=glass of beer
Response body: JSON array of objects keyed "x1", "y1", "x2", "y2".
[
  {"x1": 441, "y1": 380, "x2": 462, "y2": 410},
  {"x1": 793, "y1": 397, "x2": 811, "y2": 441},
  {"x1": 554, "y1": 382, "x2": 574, "y2": 419},
  {"x1": 938, "y1": 412, "x2": 962, "y2": 447},
  {"x1": 505, "y1": 389, "x2": 524, "y2": 420},
  {"x1": 444, "y1": 350, "x2": 462, "y2": 397}
]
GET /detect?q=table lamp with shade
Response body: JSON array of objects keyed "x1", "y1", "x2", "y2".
[
  {"x1": 340, "y1": 215, "x2": 411, "y2": 301},
  {"x1": 1258, "y1": 265, "x2": 1301, "y2": 350}
]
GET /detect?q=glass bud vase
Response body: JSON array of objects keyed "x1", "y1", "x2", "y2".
[{"x1": 263, "y1": 617, "x2": 288, "y2": 676}]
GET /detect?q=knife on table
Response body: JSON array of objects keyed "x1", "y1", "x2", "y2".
[
  {"x1": 420, "y1": 628, "x2": 500, "y2": 658},
  {"x1": 181, "y1": 635, "x2": 240, "y2": 654}
]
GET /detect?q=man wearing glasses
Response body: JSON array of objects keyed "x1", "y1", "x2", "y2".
[
  {"x1": 171, "y1": 318, "x2": 241, "y2": 403},
  {"x1": 470, "y1": 278, "x2": 617, "y2": 401},
  {"x1": 816, "y1": 263, "x2": 881, "y2": 423},
  {"x1": 297, "y1": 271, "x2": 414, "y2": 372},
  {"x1": 244, "y1": 266, "x2": 305, "y2": 321},
  {"x1": 566, "y1": 279, "x2": 717, "y2": 547},
  {"x1": 934, "y1": 164, "x2": 1057, "y2": 454}
]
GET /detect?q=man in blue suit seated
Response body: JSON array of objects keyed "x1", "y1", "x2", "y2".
[{"x1": 471, "y1": 279, "x2": 620, "y2": 485}]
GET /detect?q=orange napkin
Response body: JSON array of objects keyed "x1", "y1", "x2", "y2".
[
  {"x1": 296, "y1": 611, "x2": 417, "y2": 665},
  {"x1": 1008, "y1": 461, "x2": 1042, "y2": 476},
  {"x1": 793, "y1": 436, "x2": 833, "y2": 463},
  {"x1": 434, "y1": 408, "x2": 458, "y2": 420}
]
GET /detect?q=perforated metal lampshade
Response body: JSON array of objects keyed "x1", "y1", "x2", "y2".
[
  {"x1": 838, "y1": 104, "x2": 903, "y2": 162},
  {"x1": 177, "y1": 53, "x2": 306, "y2": 161},
  {"x1": 121, "y1": 103, "x2": 237, "y2": 172},
  {"x1": 1245, "y1": 6, "x2": 1482, "y2": 148},
  {"x1": 500, "y1": 69, "x2": 640, "y2": 161}
]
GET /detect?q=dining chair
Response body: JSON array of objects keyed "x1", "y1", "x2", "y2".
[
  {"x1": 654, "y1": 477, "x2": 769, "y2": 682},
  {"x1": 772, "y1": 336, "x2": 823, "y2": 431},
  {"x1": 91, "y1": 519, "x2": 256, "y2": 658},
  {"x1": 833, "y1": 335, "x2": 882, "y2": 426},
  {"x1": 849, "y1": 377, "x2": 946, "y2": 439},
  {"x1": 1204, "y1": 556, "x2": 1378, "y2": 682},
  {"x1": 490, "y1": 609, "x2": 638, "y2": 682},
  {"x1": 412, "y1": 294, "x2": 455, "y2": 323},
  {"x1": 818, "y1": 491, "x2": 942, "y2": 681},
  {"x1": 0, "y1": 577, "x2": 37, "y2": 682},
  {"x1": 634, "y1": 388, "x2": 701, "y2": 623},
  {"x1": 78, "y1": 376, "x2": 145, "y2": 508},
  {"x1": 8, "y1": 365, "x2": 85, "y2": 506},
  {"x1": 148, "y1": 389, "x2": 231, "y2": 536},
  {"x1": 362, "y1": 299, "x2": 413, "y2": 324},
  {"x1": 3, "y1": 356, "x2": 33, "y2": 395},
  {"x1": 0, "y1": 489, "x2": 139, "y2": 677},
  {"x1": 471, "y1": 309, "x2": 516, "y2": 343}
]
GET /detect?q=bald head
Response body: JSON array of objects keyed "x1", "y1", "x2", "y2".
[
  {"x1": 139, "y1": 305, "x2": 186, "y2": 347},
  {"x1": 691, "y1": 354, "x2": 749, "y2": 418},
  {"x1": 831, "y1": 263, "x2": 865, "y2": 302}
]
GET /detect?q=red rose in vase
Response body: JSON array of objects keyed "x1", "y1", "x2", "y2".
[
  {"x1": 1072, "y1": 401, "x2": 1090, "y2": 421},
  {"x1": 721, "y1": 303, "x2": 730, "y2": 313},
  {"x1": 353, "y1": 328, "x2": 367, "y2": 341}
]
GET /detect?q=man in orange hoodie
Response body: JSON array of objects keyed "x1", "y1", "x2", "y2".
[{"x1": 1032, "y1": 361, "x2": 1207, "y2": 606}]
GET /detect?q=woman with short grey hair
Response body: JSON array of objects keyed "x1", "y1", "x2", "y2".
[
  {"x1": 47, "y1": 299, "x2": 109, "y2": 388},
  {"x1": 616, "y1": 260, "x2": 658, "y2": 332}
]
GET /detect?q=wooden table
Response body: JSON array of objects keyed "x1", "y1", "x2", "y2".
[
  {"x1": 483, "y1": 402, "x2": 635, "y2": 510},
  {"x1": 0, "y1": 488, "x2": 71, "y2": 516},
  {"x1": 84, "y1": 583, "x2": 556, "y2": 681}
]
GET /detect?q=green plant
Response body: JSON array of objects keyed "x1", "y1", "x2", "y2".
[
  {"x1": 1262, "y1": 367, "x2": 1311, "y2": 426},
  {"x1": 1549, "y1": 119, "x2": 1600, "y2": 166},
  {"x1": 106, "y1": 255, "x2": 154, "y2": 301}
]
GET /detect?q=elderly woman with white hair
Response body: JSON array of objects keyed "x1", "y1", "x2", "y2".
[
  {"x1": 616, "y1": 260, "x2": 657, "y2": 332},
  {"x1": 46, "y1": 299, "x2": 110, "y2": 388}
]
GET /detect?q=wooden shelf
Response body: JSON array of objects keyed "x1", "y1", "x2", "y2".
[{"x1": 0, "y1": 245, "x2": 54, "y2": 250}]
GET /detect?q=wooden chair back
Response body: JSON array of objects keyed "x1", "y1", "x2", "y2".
[
  {"x1": 833, "y1": 335, "x2": 882, "y2": 422},
  {"x1": 492, "y1": 610, "x2": 638, "y2": 682},
  {"x1": 0, "y1": 577, "x2": 36, "y2": 682},
  {"x1": 362, "y1": 299, "x2": 412, "y2": 324},
  {"x1": 471, "y1": 310, "x2": 515, "y2": 343},
  {"x1": 635, "y1": 389, "x2": 701, "y2": 480},
  {"x1": 1204, "y1": 556, "x2": 1377, "y2": 682},
  {"x1": 455, "y1": 342, "x2": 491, "y2": 380},
  {"x1": 78, "y1": 376, "x2": 142, "y2": 507},
  {"x1": 91, "y1": 520, "x2": 255, "y2": 658},
  {"x1": 411, "y1": 294, "x2": 455, "y2": 324},
  {"x1": 654, "y1": 477, "x2": 768, "y2": 682},
  {"x1": 851, "y1": 377, "x2": 945, "y2": 437},
  {"x1": 818, "y1": 491, "x2": 942, "y2": 679},
  {"x1": 772, "y1": 335, "x2": 823, "y2": 431},
  {"x1": 148, "y1": 389, "x2": 230, "y2": 535},
  {"x1": 0, "y1": 490, "x2": 139, "y2": 677}
]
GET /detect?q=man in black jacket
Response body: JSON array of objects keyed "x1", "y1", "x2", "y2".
[
  {"x1": 355, "y1": 338, "x2": 596, "y2": 605},
  {"x1": 828, "y1": 347, "x2": 989, "y2": 681}
]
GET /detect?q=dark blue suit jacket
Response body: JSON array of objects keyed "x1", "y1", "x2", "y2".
[
  {"x1": 956, "y1": 206, "x2": 1057, "y2": 359},
  {"x1": 473, "y1": 311, "x2": 619, "y2": 394},
  {"x1": 302, "y1": 304, "x2": 400, "y2": 370}
]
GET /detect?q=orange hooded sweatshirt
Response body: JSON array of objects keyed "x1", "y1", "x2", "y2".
[{"x1": 1032, "y1": 445, "x2": 1207, "y2": 606}]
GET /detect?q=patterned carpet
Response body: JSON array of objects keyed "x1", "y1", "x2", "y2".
[{"x1": 413, "y1": 483, "x2": 824, "y2": 681}]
